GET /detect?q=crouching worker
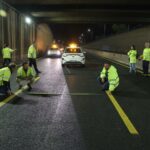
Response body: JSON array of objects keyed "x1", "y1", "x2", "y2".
[
  {"x1": 16, "y1": 62, "x2": 35, "y2": 91},
  {"x1": 99, "y1": 63, "x2": 119, "y2": 92},
  {"x1": 0, "y1": 63, "x2": 16, "y2": 96}
]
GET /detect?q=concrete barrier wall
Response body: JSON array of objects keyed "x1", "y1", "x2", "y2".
[
  {"x1": 84, "y1": 26, "x2": 150, "y2": 54},
  {"x1": 86, "y1": 49, "x2": 150, "y2": 71}
]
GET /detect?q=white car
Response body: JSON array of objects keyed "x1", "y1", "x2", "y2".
[
  {"x1": 62, "y1": 46, "x2": 86, "y2": 67},
  {"x1": 47, "y1": 48, "x2": 61, "y2": 57}
]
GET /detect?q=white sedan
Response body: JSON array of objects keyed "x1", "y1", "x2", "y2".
[{"x1": 61, "y1": 46, "x2": 86, "y2": 67}]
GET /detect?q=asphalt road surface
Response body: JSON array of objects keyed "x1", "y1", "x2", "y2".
[{"x1": 0, "y1": 53, "x2": 149, "y2": 150}]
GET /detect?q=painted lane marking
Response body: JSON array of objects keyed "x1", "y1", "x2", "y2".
[
  {"x1": 106, "y1": 91, "x2": 139, "y2": 135},
  {"x1": 0, "y1": 77, "x2": 40, "y2": 108}
]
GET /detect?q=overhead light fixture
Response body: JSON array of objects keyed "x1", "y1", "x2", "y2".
[
  {"x1": 25, "y1": 17, "x2": 32, "y2": 24},
  {"x1": 87, "y1": 28, "x2": 91, "y2": 32},
  {"x1": 0, "y1": 9, "x2": 7, "y2": 17}
]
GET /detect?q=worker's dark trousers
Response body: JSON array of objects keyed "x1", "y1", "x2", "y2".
[
  {"x1": 29, "y1": 58, "x2": 39, "y2": 74},
  {"x1": 3, "y1": 58, "x2": 11, "y2": 67},
  {"x1": 99, "y1": 78, "x2": 109, "y2": 91},
  {"x1": 0, "y1": 85, "x2": 7, "y2": 95},
  {"x1": 142, "y1": 60, "x2": 149, "y2": 75}
]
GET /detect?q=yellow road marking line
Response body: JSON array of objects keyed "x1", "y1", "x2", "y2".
[
  {"x1": 0, "y1": 77, "x2": 40, "y2": 108},
  {"x1": 106, "y1": 91, "x2": 139, "y2": 135}
]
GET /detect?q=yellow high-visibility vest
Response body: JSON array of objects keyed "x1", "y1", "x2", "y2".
[
  {"x1": 127, "y1": 49, "x2": 137, "y2": 63},
  {"x1": 100, "y1": 65, "x2": 119, "y2": 92},
  {"x1": 143, "y1": 48, "x2": 150, "y2": 61},
  {"x1": 28, "y1": 44, "x2": 37, "y2": 59},
  {"x1": 17, "y1": 66, "x2": 35, "y2": 78},
  {"x1": 2, "y1": 47, "x2": 14, "y2": 59},
  {"x1": 0, "y1": 67, "x2": 11, "y2": 86}
]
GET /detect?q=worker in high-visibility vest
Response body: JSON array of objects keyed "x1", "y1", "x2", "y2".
[
  {"x1": 127, "y1": 45, "x2": 137, "y2": 73},
  {"x1": 140, "y1": 42, "x2": 150, "y2": 76},
  {"x1": 0, "y1": 63, "x2": 16, "y2": 96},
  {"x1": 28, "y1": 42, "x2": 41, "y2": 75},
  {"x1": 2, "y1": 44, "x2": 15, "y2": 66},
  {"x1": 99, "y1": 63, "x2": 119, "y2": 92},
  {"x1": 16, "y1": 62, "x2": 35, "y2": 91}
]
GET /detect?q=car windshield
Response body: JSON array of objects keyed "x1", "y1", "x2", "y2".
[{"x1": 65, "y1": 48, "x2": 82, "y2": 53}]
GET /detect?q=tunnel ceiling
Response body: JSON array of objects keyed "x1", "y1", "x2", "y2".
[
  {"x1": 5, "y1": 0, "x2": 150, "y2": 5},
  {"x1": 5, "y1": 0, "x2": 150, "y2": 23}
]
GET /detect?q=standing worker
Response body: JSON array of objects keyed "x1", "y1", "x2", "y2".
[
  {"x1": 98, "y1": 63, "x2": 119, "y2": 92},
  {"x1": 2, "y1": 44, "x2": 15, "y2": 67},
  {"x1": 127, "y1": 45, "x2": 137, "y2": 73},
  {"x1": 140, "y1": 42, "x2": 150, "y2": 76},
  {"x1": 0, "y1": 63, "x2": 16, "y2": 96},
  {"x1": 28, "y1": 42, "x2": 41, "y2": 75},
  {"x1": 16, "y1": 62, "x2": 35, "y2": 91}
]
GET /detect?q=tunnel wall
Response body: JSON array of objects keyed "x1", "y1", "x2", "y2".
[
  {"x1": 84, "y1": 26, "x2": 150, "y2": 54},
  {"x1": 85, "y1": 49, "x2": 140, "y2": 69},
  {"x1": 85, "y1": 49, "x2": 150, "y2": 71},
  {"x1": 0, "y1": 1, "x2": 54, "y2": 65},
  {"x1": 0, "y1": 0, "x2": 36, "y2": 63},
  {"x1": 84, "y1": 26, "x2": 150, "y2": 71}
]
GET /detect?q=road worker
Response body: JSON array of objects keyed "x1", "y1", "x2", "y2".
[
  {"x1": 99, "y1": 63, "x2": 119, "y2": 92},
  {"x1": 0, "y1": 63, "x2": 16, "y2": 96},
  {"x1": 140, "y1": 42, "x2": 150, "y2": 76},
  {"x1": 2, "y1": 44, "x2": 16, "y2": 67},
  {"x1": 16, "y1": 62, "x2": 35, "y2": 91},
  {"x1": 127, "y1": 45, "x2": 137, "y2": 73},
  {"x1": 28, "y1": 42, "x2": 41, "y2": 75}
]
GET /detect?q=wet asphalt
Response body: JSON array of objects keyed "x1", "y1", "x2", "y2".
[{"x1": 0, "y1": 53, "x2": 150, "y2": 150}]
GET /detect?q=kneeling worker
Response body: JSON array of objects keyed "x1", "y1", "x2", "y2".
[
  {"x1": 0, "y1": 63, "x2": 16, "y2": 96},
  {"x1": 16, "y1": 62, "x2": 35, "y2": 91},
  {"x1": 99, "y1": 63, "x2": 119, "y2": 92}
]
